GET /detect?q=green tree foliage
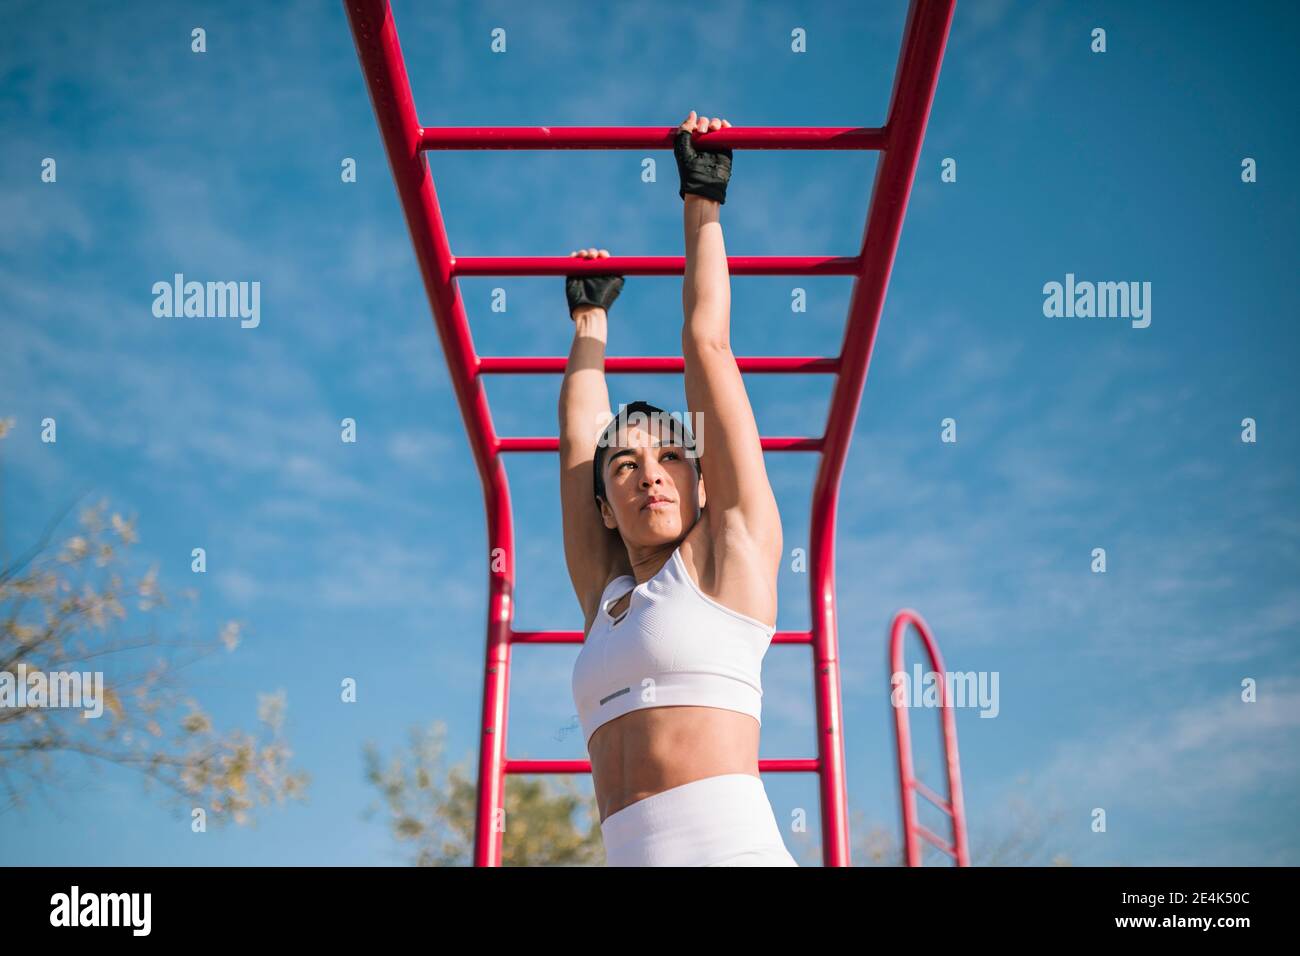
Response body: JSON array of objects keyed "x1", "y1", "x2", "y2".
[
  {"x1": 0, "y1": 486, "x2": 310, "y2": 825},
  {"x1": 364, "y1": 721, "x2": 604, "y2": 866}
]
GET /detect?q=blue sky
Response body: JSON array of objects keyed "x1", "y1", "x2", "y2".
[{"x1": 1, "y1": 0, "x2": 1297, "y2": 865}]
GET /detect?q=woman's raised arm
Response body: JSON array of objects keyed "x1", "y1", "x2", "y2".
[
  {"x1": 676, "y1": 113, "x2": 782, "y2": 562},
  {"x1": 558, "y1": 249, "x2": 631, "y2": 621}
]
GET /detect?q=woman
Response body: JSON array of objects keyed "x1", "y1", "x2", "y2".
[{"x1": 562, "y1": 111, "x2": 796, "y2": 866}]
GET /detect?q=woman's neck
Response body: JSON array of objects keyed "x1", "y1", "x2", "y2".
[{"x1": 625, "y1": 542, "x2": 678, "y2": 585}]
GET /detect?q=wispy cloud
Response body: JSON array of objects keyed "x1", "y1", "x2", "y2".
[{"x1": 1023, "y1": 675, "x2": 1300, "y2": 863}]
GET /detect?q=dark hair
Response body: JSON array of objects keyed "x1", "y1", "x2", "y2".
[{"x1": 593, "y1": 401, "x2": 701, "y2": 505}]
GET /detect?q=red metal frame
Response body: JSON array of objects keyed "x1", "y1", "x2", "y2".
[
  {"x1": 344, "y1": 0, "x2": 956, "y2": 866},
  {"x1": 890, "y1": 609, "x2": 971, "y2": 865}
]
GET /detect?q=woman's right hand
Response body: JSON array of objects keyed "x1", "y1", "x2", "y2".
[{"x1": 565, "y1": 248, "x2": 624, "y2": 320}]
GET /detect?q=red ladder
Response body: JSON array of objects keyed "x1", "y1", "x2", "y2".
[{"x1": 345, "y1": 0, "x2": 957, "y2": 867}]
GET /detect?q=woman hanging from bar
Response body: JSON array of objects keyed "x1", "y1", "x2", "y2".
[{"x1": 562, "y1": 111, "x2": 796, "y2": 866}]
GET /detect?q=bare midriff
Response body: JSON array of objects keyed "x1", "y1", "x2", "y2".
[{"x1": 587, "y1": 704, "x2": 761, "y2": 823}]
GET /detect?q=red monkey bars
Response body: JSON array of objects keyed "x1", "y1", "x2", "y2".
[{"x1": 345, "y1": 0, "x2": 959, "y2": 867}]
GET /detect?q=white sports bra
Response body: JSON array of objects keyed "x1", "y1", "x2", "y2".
[{"x1": 570, "y1": 544, "x2": 777, "y2": 747}]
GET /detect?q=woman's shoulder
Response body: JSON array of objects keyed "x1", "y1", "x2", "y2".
[{"x1": 675, "y1": 509, "x2": 780, "y2": 629}]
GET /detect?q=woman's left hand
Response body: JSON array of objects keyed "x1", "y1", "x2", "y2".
[
  {"x1": 679, "y1": 110, "x2": 732, "y2": 136},
  {"x1": 675, "y1": 111, "x2": 733, "y2": 204}
]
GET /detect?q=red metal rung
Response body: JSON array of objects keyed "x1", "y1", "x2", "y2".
[
  {"x1": 451, "y1": 255, "x2": 861, "y2": 277},
  {"x1": 912, "y1": 777, "x2": 955, "y2": 816},
  {"x1": 477, "y1": 356, "x2": 840, "y2": 375},
  {"x1": 507, "y1": 758, "x2": 821, "y2": 776},
  {"x1": 420, "y1": 126, "x2": 887, "y2": 151},
  {"x1": 495, "y1": 436, "x2": 824, "y2": 453},
  {"x1": 915, "y1": 824, "x2": 959, "y2": 859},
  {"x1": 510, "y1": 629, "x2": 815, "y2": 646}
]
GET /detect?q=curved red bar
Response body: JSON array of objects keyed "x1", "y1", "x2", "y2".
[{"x1": 889, "y1": 609, "x2": 972, "y2": 866}]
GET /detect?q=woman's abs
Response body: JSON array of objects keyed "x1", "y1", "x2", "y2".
[{"x1": 587, "y1": 705, "x2": 761, "y2": 823}]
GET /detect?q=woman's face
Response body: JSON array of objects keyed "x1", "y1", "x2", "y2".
[{"x1": 598, "y1": 421, "x2": 704, "y2": 545}]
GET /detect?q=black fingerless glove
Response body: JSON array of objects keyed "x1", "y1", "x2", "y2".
[
  {"x1": 565, "y1": 272, "x2": 624, "y2": 317},
  {"x1": 674, "y1": 128, "x2": 732, "y2": 204}
]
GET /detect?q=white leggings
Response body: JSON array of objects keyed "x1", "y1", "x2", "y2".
[{"x1": 599, "y1": 773, "x2": 799, "y2": 867}]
